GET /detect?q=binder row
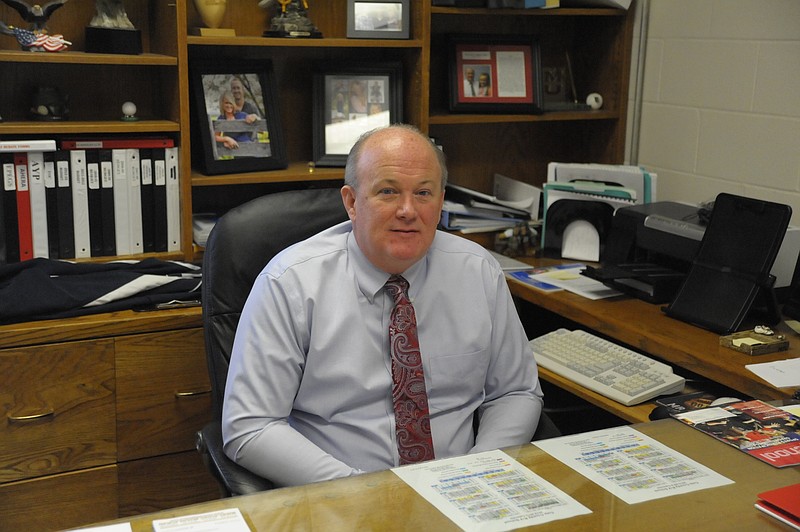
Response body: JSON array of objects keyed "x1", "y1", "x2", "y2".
[{"x1": 0, "y1": 146, "x2": 181, "y2": 264}]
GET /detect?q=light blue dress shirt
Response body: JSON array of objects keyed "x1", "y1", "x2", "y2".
[{"x1": 223, "y1": 221, "x2": 543, "y2": 487}]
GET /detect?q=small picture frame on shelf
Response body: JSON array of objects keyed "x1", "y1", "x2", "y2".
[
  {"x1": 189, "y1": 59, "x2": 287, "y2": 175},
  {"x1": 312, "y1": 62, "x2": 403, "y2": 167},
  {"x1": 347, "y1": 0, "x2": 410, "y2": 39},
  {"x1": 448, "y1": 34, "x2": 543, "y2": 114}
]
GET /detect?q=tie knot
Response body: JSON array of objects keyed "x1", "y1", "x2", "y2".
[{"x1": 386, "y1": 275, "x2": 410, "y2": 303}]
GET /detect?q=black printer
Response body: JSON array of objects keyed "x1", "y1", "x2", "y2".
[
  {"x1": 583, "y1": 202, "x2": 704, "y2": 303},
  {"x1": 585, "y1": 199, "x2": 799, "y2": 306}
]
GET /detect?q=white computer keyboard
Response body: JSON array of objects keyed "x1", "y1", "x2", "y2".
[{"x1": 529, "y1": 328, "x2": 685, "y2": 406}]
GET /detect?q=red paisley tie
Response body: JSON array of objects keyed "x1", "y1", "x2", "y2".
[{"x1": 386, "y1": 275, "x2": 435, "y2": 465}]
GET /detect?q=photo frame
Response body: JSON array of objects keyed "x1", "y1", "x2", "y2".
[
  {"x1": 448, "y1": 34, "x2": 543, "y2": 114},
  {"x1": 189, "y1": 59, "x2": 287, "y2": 175},
  {"x1": 347, "y1": 0, "x2": 410, "y2": 39},
  {"x1": 312, "y1": 62, "x2": 403, "y2": 167}
]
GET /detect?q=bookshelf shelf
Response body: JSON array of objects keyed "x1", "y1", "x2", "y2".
[
  {"x1": 0, "y1": 50, "x2": 177, "y2": 65},
  {"x1": 0, "y1": 120, "x2": 180, "y2": 135},
  {"x1": 187, "y1": 36, "x2": 423, "y2": 49},
  {"x1": 191, "y1": 162, "x2": 343, "y2": 187}
]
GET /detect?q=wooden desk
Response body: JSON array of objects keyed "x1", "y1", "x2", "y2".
[
  {"x1": 508, "y1": 259, "x2": 800, "y2": 423},
  {"x1": 88, "y1": 420, "x2": 800, "y2": 531}
]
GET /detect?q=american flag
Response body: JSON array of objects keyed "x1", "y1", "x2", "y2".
[{"x1": 12, "y1": 27, "x2": 70, "y2": 52}]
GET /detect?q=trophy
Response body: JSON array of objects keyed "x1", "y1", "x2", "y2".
[
  {"x1": 193, "y1": 0, "x2": 235, "y2": 37},
  {"x1": 260, "y1": 0, "x2": 321, "y2": 39},
  {"x1": 85, "y1": 0, "x2": 142, "y2": 54}
]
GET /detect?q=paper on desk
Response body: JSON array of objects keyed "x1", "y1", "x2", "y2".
[
  {"x1": 392, "y1": 449, "x2": 590, "y2": 532},
  {"x1": 781, "y1": 404, "x2": 800, "y2": 416},
  {"x1": 489, "y1": 250, "x2": 532, "y2": 272},
  {"x1": 745, "y1": 358, "x2": 800, "y2": 388},
  {"x1": 73, "y1": 524, "x2": 132, "y2": 532},
  {"x1": 152, "y1": 508, "x2": 250, "y2": 532},
  {"x1": 528, "y1": 265, "x2": 622, "y2": 300},
  {"x1": 534, "y1": 426, "x2": 733, "y2": 505}
]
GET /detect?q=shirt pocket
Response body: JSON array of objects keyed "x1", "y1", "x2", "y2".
[{"x1": 426, "y1": 350, "x2": 490, "y2": 415}]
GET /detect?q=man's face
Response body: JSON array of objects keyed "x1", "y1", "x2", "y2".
[
  {"x1": 465, "y1": 69, "x2": 474, "y2": 82},
  {"x1": 342, "y1": 130, "x2": 444, "y2": 275},
  {"x1": 230, "y1": 79, "x2": 245, "y2": 103}
]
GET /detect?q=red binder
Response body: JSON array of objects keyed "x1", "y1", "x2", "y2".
[
  {"x1": 755, "y1": 483, "x2": 800, "y2": 530},
  {"x1": 14, "y1": 153, "x2": 33, "y2": 261}
]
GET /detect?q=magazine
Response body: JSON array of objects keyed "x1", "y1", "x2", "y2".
[
  {"x1": 506, "y1": 263, "x2": 586, "y2": 293},
  {"x1": 656, "y1": 392, "x2": 800, "y2": 468}
]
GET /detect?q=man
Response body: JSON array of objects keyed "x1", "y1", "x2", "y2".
[
  {"x1": 229, "y1": 76, "x2": 259, "y2": 124},
  {"x1": 463, "y1": 67, "x2": 476, "y2": 97},
  {"x1": 223, "y1": 124, "x2": 543, "y2": 487}
]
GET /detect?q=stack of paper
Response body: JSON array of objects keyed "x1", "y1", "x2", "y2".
[{"x1": 441, "y1": 174, "x2": 540, "y2": 234}]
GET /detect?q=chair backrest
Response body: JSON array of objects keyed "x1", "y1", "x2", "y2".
[{"x1": 201, "y1": 187, "x2": 349, "y2": 418}]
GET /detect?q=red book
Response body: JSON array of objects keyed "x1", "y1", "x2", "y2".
[
  {"x1": 60, "y1": 137, "x2": 175, "y2": 150},
  {"x1": 14, "y1": 153, "x2": 33, "y2": 261},
  {"x1": 755, "y1": 483, "x2": 800, "y2": 530}
]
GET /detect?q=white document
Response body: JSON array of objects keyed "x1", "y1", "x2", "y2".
[
  {"x1": 152, "y1": 508, "x2": 250, "y2": 532},
  {"x1": 393, "y1": 449, "x2": 590, "y2": 532},
  {"x1": 528, "y1": 265, "x2": 621, "y2": 300},
  {"x1": 534, "y1": 426, "x2": 733, "y2": 505},
  {"x1": 547, "y1": 161, "x2": 654, "y2": 203},
  {"x1": 493, "y1": 173, "x2": 541, "y2": 218},
  {"x1": 746, "y1": 358, "x2": 800, "y2": 388},
  {"x1": 74, "y1": 523, "x2": 132, "y2": 532},
  {"x1": 561, "y1": 219, "x2": 600, "y2": 261},
  {"x1": 489, "y1": 250, "x2": 532, "y2": 272}
]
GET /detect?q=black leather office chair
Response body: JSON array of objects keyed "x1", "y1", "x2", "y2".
[
  {"x1": 195, "y1": 186, "x2": 559, "y2": 497},
  {"x1": 196, "y1": 187, "x2": 349, "y2": 497}
]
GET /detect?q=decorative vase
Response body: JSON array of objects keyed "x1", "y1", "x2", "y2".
[{"x1": 194, "y1": 0, "x2": 227, "y2": 29}]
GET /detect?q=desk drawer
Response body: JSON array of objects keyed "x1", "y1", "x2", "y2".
[
  {"x1": 116, "y1": 328, "x2": 212, "y2": 461},
  {"x1": 118, "y1": 450, "x2": 219, "y2": 517},
  {"x1": 0, "y1": 463, "x2": 118, "y2": 531},
  {"x1": 0, "y1": 340, "x2": 116, "y2": 483}
]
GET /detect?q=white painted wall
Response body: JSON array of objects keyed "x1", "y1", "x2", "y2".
[{"x1": 628, "y1": 0, "x2": 800, "y2": 223}]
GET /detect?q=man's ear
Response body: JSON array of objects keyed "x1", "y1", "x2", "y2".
[{"x1": 341, "y1": 185, "x2": 356, "y2": 219}]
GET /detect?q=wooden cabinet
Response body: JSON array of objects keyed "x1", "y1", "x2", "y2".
[
  {"x1": 0, "y1": 2, "x2": 633, "y2": 263},
  {"x1": 427, "y1": 7, "x2": 634, "y2": 191},
  {"x1": 0, "y1": 309, "x2": 218, "y2": 531}
]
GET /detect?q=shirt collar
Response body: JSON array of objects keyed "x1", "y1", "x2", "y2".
[{"x1": 346, "y1": 230, "x2": 428, "y2": 303}]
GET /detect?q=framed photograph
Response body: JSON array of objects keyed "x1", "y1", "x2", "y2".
[
  {"x1": 448, "y1": 34, "x2": 543, "y2": 114},
  {"x1": 347, "y1": 0, "x2": 410, "y2": 39},
  {"x1": 189, "y1": 59, "x2": 287, "y2": 175},
  {"x1": 312, "y1": 62, "x2": 403, "y2": 167}
]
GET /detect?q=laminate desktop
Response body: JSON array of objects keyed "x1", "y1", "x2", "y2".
[{"x1": 88, "y1": 420, "x2": 800, "y2": 531}]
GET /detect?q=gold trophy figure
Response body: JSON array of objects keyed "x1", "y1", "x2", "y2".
[{"x1": 260, "y1": 0, "x2": 321, "y2": 38}]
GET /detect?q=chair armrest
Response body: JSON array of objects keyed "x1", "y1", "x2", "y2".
[{"x1": 196, "y1": 421, "x2": 275, "y2": 496}]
